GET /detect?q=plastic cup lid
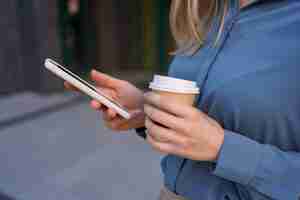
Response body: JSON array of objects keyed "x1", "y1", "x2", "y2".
[
  {"x1": 149, "y1": 82, "x2": 200, "y2": 94},
  {"x1": 153, "y1": 75, "x2": 197, "y2": 89}
]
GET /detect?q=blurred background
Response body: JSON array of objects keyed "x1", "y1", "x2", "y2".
[{"x1": 0, "y1": 1, "x2": 173, "y2": 199}]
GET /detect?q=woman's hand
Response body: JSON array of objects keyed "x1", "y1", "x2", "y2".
[
  {"x1": 65, "y1": 70, "x2": 145, "y2": 131},
  {"x1": 144, "y1": 92, "x2": 224, "y2": 161}
]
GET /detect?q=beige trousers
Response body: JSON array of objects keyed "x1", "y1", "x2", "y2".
[{"x1": 159, "y1": 186, "x2": 188, "y2": 200}]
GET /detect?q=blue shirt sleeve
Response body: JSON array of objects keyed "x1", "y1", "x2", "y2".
[{"x1": 213, "y1": 130, "x2": 300, "y2": 200}]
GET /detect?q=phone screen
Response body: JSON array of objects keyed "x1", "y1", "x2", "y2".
[{"x1": 47, "y1": 59, "x2": 127, "y2": 110}]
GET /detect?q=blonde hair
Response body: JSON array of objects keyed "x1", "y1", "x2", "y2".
[{"x1": 170, "y1": 0, "x2": 228, "y2": 55}]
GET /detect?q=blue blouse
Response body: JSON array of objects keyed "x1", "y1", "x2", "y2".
[{"x1": 161, "y1": 0, "x2": 300, "y2": 199}]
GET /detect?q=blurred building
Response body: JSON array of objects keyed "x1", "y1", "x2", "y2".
[
  {"x1": 0, "y1": 1, "x2": 62, "y2": 94},
  {"x1": 0, "y1": 0, "x2": 172, "y2": 94},
  {"x1": 96, "y1": 0, "x2": 172, "y2": 73}
]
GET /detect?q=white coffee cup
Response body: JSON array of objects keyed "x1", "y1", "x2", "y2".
[{"x1": 149, "y1": 75, "x2": 200, "y2": 106}]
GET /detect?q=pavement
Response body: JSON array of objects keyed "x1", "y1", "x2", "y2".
[{"x1": 0, "y1": 92, "x2": 163, "y2": 200}]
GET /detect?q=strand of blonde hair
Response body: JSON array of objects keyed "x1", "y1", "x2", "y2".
[{"x1": 170, "y1": 0, "x2": 228, "y2": 55}]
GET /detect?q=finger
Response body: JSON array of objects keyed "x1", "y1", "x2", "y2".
[
  {"x1": 144, "y1": 104, "x2": 186, "y2": 132},
  {"x1": 91, "y1": 70, "x2": 121, "y2": 88},
  {"x1": 145, "y1": 118, "x2": 187, "y2": 145},
  {"x1": 64, "y1": 82, "x2": 79, "y2": 91},
  {"x1": 103, "y1": 111, "x2": 111, "y2": 121},
  {"x1": 110, "y1": 117, "x2": 128, "y2": 130},
  {"x1": 144, "y1": 92, "x2": 196, "y2": 118},
  {"x1": 94, "y1": 85, "x2": 116, "y2": 96},
  {"x1": 105, "y1": 117, "x2": 133, "y2": 131},
  {"x1": 90, "y1": 100, "x2": 102, "y2": 110},
  {"x1": 100, "y1": 105, "x2": 108, "y2": 112},
  {"x1": 108, "y1": 108, "x2": 117, "y2": 119},
  {"x1": 104, "y1": 117, "x2": 124, "y2": 130},
  {"x1": 105, "y1": 109, "x2": 145, "y2": 131},
  {"x1": 116, "y1": 109, "x2": 146, "y2": 130},
  {"x1": 146, "y1": 133, "x2": 177, "y2": 155},
  {"x1": 120, "y1": 109, "x2": 147, "y2": 130},
  {"x1": 103, "y1": 109, "x2": 117, "y2": 121}
]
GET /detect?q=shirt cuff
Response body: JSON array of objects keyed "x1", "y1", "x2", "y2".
[{"x1": 213, "y1": 130, "x2": 263, "y2": 185}]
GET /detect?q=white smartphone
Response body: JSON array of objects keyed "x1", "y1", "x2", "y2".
[{"x1": 44, "y1": 58, "x2": 131, "y2": 119}]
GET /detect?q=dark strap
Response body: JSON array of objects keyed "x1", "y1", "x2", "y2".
[{"x1": 135, "y1": 127, "x2": 147, "y2": 139}]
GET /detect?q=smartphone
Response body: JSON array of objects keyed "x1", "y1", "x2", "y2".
[{"x1": 44, "y1": 58, "x2": 131, "y2": 119}]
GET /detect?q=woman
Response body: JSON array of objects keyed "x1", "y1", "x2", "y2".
[{"x1": 66, "y1": 0, "x2": 300, "y2": 199}]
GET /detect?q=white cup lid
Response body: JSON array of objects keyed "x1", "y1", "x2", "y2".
[
  {"x1": 149, "y1": 75, "x2": 200, "y2": 94},
  {"x1": 149, "y1": 82, "x2": 200, "y2": 94},
  {"x1": 153, "y1": 75, "x2": 198, "y2": 89}
]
